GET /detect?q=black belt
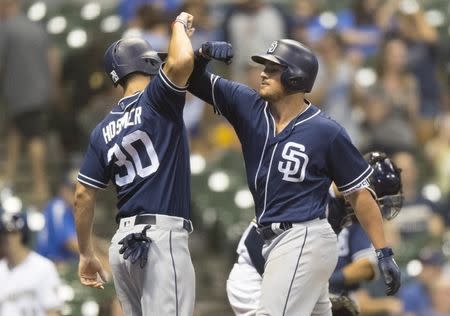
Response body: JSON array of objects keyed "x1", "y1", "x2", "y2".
[
  {"x1": 133, "y1": 214, "x2": 193, "y2": 233},
  {"x1": 257, "y1": 213, "x2": 326, "y2": 241}
]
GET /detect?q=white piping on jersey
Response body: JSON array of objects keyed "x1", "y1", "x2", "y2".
[
  {"x1": 159, "y1": 68, "x2": 188, "y2": 93},
  {"x1": 337, "y1": 165, "x2": 372, "y2": 190},
  {"x1": 258, "y1": 142, "x2": 278, "y2": 224},
  {"x1": 269, "y1": 111, "x2": 276, "y2": 137},
  {"x1": 294, "y1": 105, "x2": 319, "y2": 126},
  {"x1": 210, "y1": 74, "x2": 221, "y2": 115},
  {"x1": 254, "y1": 102, "x2": 269, "y2": 192},
  {"x1": 110, "y1": 93, "x2": 142, "y2": 114},
  {"x1": 78, "y1": 172, "x2": 108, "y2": 186},
  {"x1": 341, "y1": 174, "x2": 372, "y2": 196},
  {"x1": 77, "y1": 177, "x2": 106, "y2": 190}
]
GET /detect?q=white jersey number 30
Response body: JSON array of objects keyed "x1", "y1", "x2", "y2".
[{"x1": 107, "y1": 130, "x2": 160, "y2": 186}]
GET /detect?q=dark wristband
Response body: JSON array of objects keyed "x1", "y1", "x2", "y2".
[{"x1": 375, "y1": 247, "x2": 394, "y2": 259}]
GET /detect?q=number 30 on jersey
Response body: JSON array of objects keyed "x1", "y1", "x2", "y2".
[{"x1": 107, "y1": 130, "x2": 159, "y2": 186}]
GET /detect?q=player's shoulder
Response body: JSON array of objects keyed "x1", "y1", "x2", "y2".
[
  {"x1": 314, "y1": 105, "x2": 344, "y2": 132},
  {"x1": 302, "y1": 104, "x2": 343, "y2": 137}
]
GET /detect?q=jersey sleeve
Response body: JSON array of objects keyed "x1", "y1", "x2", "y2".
[
  {"x1": 78, "y1": 129, "x2": 109, "y2": 190},
  {"x1": 142, "y1": 66, "x2": 188, "y2": 121},
  {"x1": 38, "y1": 261, "x2": 63, "y2": 311},
  {"x1": 188, "y1": 69, "x2": 261, "y2": 129},
  {"x1": 327, "y1": 128, "x2": 373, "y2": 195},
  {"x1": 209, "y1": 74, "x2": 260, "y2": 124}
]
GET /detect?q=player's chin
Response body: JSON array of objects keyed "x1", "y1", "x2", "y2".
[{"x1": 259, "y1": 87, "x2": 281, "y2": 102}]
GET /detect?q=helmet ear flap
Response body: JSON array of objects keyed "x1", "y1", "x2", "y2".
[{"x1": 281, "y1": 68, "x2": 305, "y2": 92}]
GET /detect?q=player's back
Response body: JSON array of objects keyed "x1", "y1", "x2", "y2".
[{"x1": 78, "y1": 68, "x2": 190, "y2": 221}]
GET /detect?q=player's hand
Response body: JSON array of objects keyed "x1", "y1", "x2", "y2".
[
  {"x1": 376, "y1": 247, "x2": 401, "y2": 295},
  {"x1": 174, "y1": 12, "x2": 195, "y2": 37},
  {"x1": 78, "y1": 254, "x2": 108, "y2": 289},
  {"x1": 200, "y1": 41, "x2": 233, "y2": 65}
]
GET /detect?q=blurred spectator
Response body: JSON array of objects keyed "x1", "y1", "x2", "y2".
[
  {"x1": 391, "y1": 152, "x2": 445, "y2": 262},
  {"x1": 221, "y1": 0, "x2": 288, "y2": 81},
  {"x1": 179, "y1": 0, "x2": 214, "y2": 48},
  {"x1": 395, "y1": 3, "x2": 442, "y2": 142},
  {"x1": 399, "y1": 248, "x2": 446, "y2": 316},
  {"x1": 0, "y1": 0, "x2": 58, "y2": 206},
  {"x1": 335, "y1": 0, "x2": 389, "y2": 64},
  {"x1": 36, "y1": 170, "x2": 78, "y2": 264},
  {"x1": 118, "y1": 0, "x2": 182, "y2": 25},
  {"x1": 0, "y1": 212, "x2": 63, "y2": 315},
  {"x1": 362, "y1": 37, "x2": 419, "y2": 154},
  {"x1": 290, "y1": 0, "x2": 325, "y2": 46},
  {"x1": 425, "y1": 113, "x2": 450, "y2": 197},
  {"x1": 311, "y1": 31, "x2": 362, "y2": 147},
  {"x1": 122, "y1": 4, "x2": 170, "y2": 51},
  {"x1": 426, "y1": 276, "x2": 450, "y2": 316}
]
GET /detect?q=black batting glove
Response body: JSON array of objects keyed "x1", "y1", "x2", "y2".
[
  {"x1": 376, "y1": 247, "x2": 401, "y2": 295},
  {"x1": 199, "y1": 41, "x2": 233, "y2": 65},
  {"x1": 118, "y1": 225, "x2": 152, "y2": 268}
]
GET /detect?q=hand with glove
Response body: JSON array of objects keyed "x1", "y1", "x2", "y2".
[
  {"x1": 330, "y1": 295, "x2": 360, "y2": 316},
  {"x1": 197, "y1": 41, "x2": 233, "y2": 65},
  {"x1": 376, "y1": 247, "x2": 401, "y2": 295},
  {"x1": 118, "y1": 225, "x2": 152, "y2": 268}
]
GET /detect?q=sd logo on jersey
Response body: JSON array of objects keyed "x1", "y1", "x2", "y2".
[{"x1": 278, "y1": 142, "x2": 309, "y2": 182}]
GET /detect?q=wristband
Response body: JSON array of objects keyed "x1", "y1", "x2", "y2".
[
  {"x1": 375, "y1": 247, "x2": 394, "y2": 259},
  {"x1": 173, "y1": 18, "x2": 188, "y2": 32}
]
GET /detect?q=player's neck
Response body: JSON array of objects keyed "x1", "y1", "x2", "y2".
[
  {"x1": 123, "y1": 76, "x2": 151, "y2": 97},
  {"x1": 6, "y1": 246, "x2": 30, "y2": 269},
  {"x1": 270, "y1": 93, "x2": 307, "y2": 127}
]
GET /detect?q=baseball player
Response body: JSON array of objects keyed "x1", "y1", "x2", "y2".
[
  {"x1": 226, "y1": 152, "x2": 403, "y2": 315},
  {"x1": 188, "y1": 40, "x2": 401, "y2": 315},
  {"x1": 0, "y1": 212, "x2": 63, "y2": 316},
  {"x1": 74, "y1": 12, "x2": 197, "y2": 316}
]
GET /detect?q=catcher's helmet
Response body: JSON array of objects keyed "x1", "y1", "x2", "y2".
[
  {"x1": 0, "y1": 212, "x2": 30, "y2": 244},
  {"x1": 329, "y1": 151, "x2": 403, "y2": 234},
  {"x1": 251, "y1": 39, "x2": 318, "y2": 93},
  {"x1": 365, "y1": 151, "x2": 403, "y2": 220},
  {"x1": 104, "y1": 37, "x2": 168, "y2": 86}
]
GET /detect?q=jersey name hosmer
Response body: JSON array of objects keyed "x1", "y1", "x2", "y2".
[{"x1": 102, "y1": 106, "x2": 143, "y2": 144}]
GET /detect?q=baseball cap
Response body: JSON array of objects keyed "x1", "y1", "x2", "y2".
[{"x1": 419, "y1": 248, "x2": 446, "y2": 266}]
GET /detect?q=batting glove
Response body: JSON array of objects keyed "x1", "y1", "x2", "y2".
[
  {"x1": 198, "y1": 41, "x2": 233, "y2": 65},
  {"x1": 376, "y1": 247, "x2": 401, "y2": 295},
  {"x1": 119, "y1": 225, "x2": 152, "y2": 268}
]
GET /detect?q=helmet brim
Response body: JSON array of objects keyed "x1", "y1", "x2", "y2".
[{"x1": 251, "y1": 54, "x2": 284, "y2": 66}]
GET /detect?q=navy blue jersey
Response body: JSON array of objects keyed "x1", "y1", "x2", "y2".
[
  {"x1": 330, "y1": 223, "x2": 374, "y2": 294},
  {"x1": 78, "y1": 68, "x2": 191, "y2": 221},
  {"x1": 189, "y1": 73, "x2": 372, "y2": 225}
]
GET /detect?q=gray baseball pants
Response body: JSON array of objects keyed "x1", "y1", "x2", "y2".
[
  {"x1": 256, "y1": 218, "x2": 338, "y2": 316},
  {"x1": 109, "y1": 214, "x2": 195, "y2": 316}
]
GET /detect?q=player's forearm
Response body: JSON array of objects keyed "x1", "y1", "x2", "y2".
[
  {"x1": 346, "y1": 189, "x2": 387, "y2": 249},
  {"x1": 163, "y1": 20, "x2": 194, "y2": 86},
  {"x1": 74, "y1": 183, "x2": 97, "y2": 257}
]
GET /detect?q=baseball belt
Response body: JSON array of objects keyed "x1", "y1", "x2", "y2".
[{"x1": 257, "y1": 213, "x2": 326, "y2": 241}]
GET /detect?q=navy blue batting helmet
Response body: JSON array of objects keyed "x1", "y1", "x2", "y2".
[
  {"x1": 251, "y1": 39, "x2": 318, "y2": 93},
  {"x1": 365, "y1": 151, "x2": 403, "y2": 220},
  {"x1": 104, "y1": 37, "x2": 168, "y2": 86},
  {"x1": 0, "y1": 212, "x2": 30, "y2": 244}
]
